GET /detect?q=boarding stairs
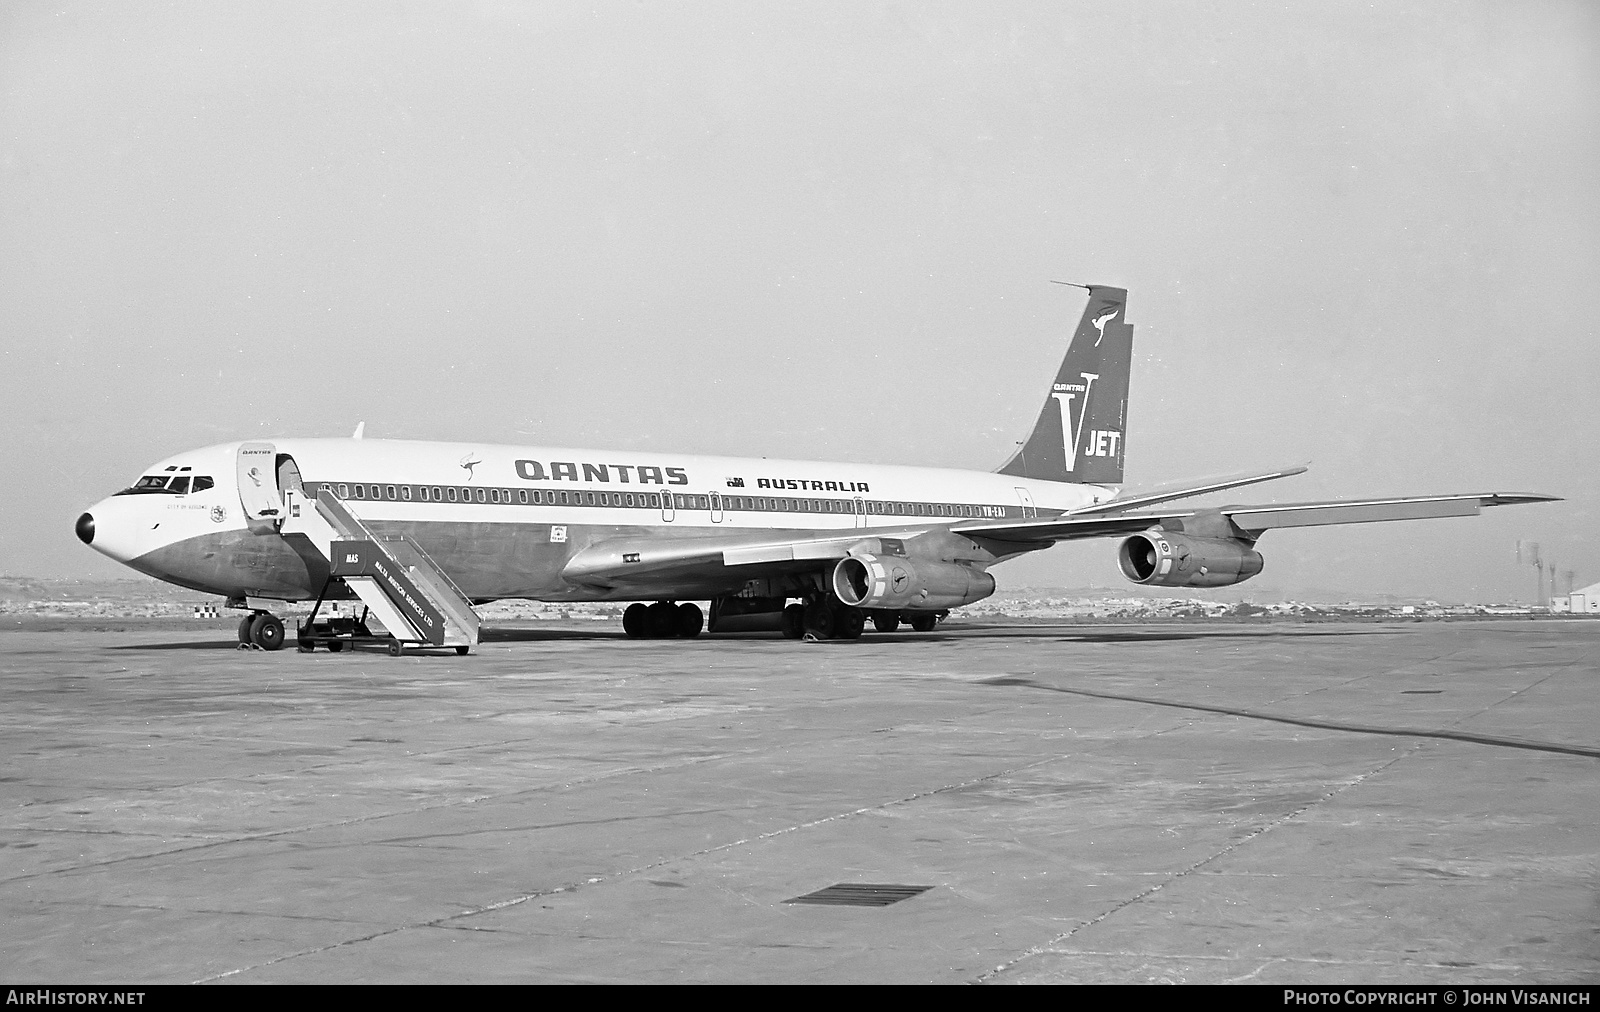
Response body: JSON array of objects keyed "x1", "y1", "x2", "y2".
[{"x1": 280, "y1": 488, "x2": 480, "y2": 654}]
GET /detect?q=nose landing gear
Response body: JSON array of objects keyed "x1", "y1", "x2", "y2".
[{"x1": 237, "y1": 611, "x2": 286, "y2": 651}]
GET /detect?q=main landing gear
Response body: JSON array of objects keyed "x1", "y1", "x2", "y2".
[
  {"x1": 781, "y1": 600, "x2": 943, "y2": 639},
  {"x1": 237, "y1": 611, "x2": 286, "y2": 651},
  {"x1": 778, "y1": 597, "x2": 867, "y2": 640},
  {"x1": 623, "y1": 601, "x2": 704, "y2": 639},
  {"x1": 619, "y1": 598, "x2": 946, "y2": 641}
]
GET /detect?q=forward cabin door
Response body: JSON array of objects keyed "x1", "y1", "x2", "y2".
[
  {"x1": 237, "y1": 442, "x2": 282, "y2": 532},
  {"x1": 709, "y1": 491, "x2": 724, "y2": 524},
  {"x1": 855, "y1": 497, "x2": 867, "y2": 528}
]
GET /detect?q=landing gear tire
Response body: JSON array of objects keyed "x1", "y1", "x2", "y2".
[
  {"x1": 622, "y1": 603, "x2": 649, "y2": 639},
  {"x1": 387, "y1": 640, "x2": 403, "y2": 657},
  {"x1": 872, "y1": 612, "x2": 900, "y2": 633},
  {"x1": 780, "y1": 603, "x2": 805, "y2": 640},
  {"x1": 455, "y1": 645, "x2": 470, "y2": 656},
  {"x1": 249, "y1": 613, "x2": 286, "y2": 651},
  {"x1": 836, "y1": 606, "x2": 865, "y2": 640},
  {"x1": 327, "y1": 640, "x2": 345, "y2": 653},
  {"x1": 909, "y1": 613, "x2": 938, "y2": 633},
  {"x1": 803, "y1": 600, "x2": 838, "y2": 640},
  {"x1": 646, "y1": 602, "x2": 677, "y2": 638},
  {"x1": 237, "y1": 615, "x2": 255, "y2": 644},
  {"x1": 675, "y1": 602, "x2": 703, "y2": 638}
]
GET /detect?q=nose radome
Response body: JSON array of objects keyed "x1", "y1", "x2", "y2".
[{"x1": 75, "y1": 512, "x2": 95, "y2": 545}]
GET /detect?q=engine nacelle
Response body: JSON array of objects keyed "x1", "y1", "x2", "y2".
[
  {"x1": 1117, "y1": 531, "x2": 1264, "y2": 588},
  {"x1": 832, "y1": 554, "x2": 996, "y2": 610}
]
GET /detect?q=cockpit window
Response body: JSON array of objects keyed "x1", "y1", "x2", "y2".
[
  {"x1": 115, "y1": 476, "x2": 177, "y2": 495},
  {"x1": 114, "y1": 473, "x2": 216, "y2": 495}
]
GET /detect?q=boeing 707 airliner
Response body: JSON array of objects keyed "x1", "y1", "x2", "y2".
[{"x1": 75, "y1": 286, "x2": 1556, "y2": 652}]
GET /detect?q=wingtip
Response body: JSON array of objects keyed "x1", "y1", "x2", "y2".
[{"x1": 1478, "y1": 492, "x2": 1562, "y2": 506}]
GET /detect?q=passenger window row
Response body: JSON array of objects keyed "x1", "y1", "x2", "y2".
[{"x1": 311, "y1": 482, "x2": 1015, "y2": 520}]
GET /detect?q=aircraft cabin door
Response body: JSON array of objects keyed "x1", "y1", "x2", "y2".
[
  {"x1": 709, "y1": 492, "x2": 724, "y2": 524},
  {"x1": 1014, "y1": 487, "x2": 1037, "y2": 519},
  {"x1": 660, "y1": 490, "x2": 675, "y2": 523},
  {"x1": 854, "y1": 497, "x2": 867, "y2": 528},
  {"x1": 237, "y1": 442, "x2": 282, "y2": 533},
  {"x1": 276, "y1": 454, "x2": 305, "y2": 499}
]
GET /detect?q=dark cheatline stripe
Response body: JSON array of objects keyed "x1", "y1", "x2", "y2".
[{"x1": 303, "y1": 481, "x2": 1036, "y2": 522}]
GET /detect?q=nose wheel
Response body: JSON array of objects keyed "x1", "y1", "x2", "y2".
[{"x1": 237, "y1": 611, "x2": 286, "y2": 651}]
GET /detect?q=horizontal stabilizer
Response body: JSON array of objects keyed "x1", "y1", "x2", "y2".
[{"x1": 1070, "y1": 464, "x2": 1309, "y2": 516}]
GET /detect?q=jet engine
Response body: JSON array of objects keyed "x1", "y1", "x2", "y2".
[
  {"x1": 1117, "y1": 531, "x2": 1264, "y2": 588},
  {"x1": 832, "y1": 554, "x2": 996, "y2": 610}
]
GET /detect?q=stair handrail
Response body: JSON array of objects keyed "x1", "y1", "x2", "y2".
[
  {"x1": 316, "y1": 489, "x2": 381, "y2": 538},
  {"x1": 382, "y1": 536, "x2": 481, "y2": 640},
  {"x1": 384, "y1": 534, "x2": 474, "y2": 605}
]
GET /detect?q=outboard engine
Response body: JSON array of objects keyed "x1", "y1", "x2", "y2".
[{"x1": 1118, "y1": 531, "x2": 1264, "y2": 588}]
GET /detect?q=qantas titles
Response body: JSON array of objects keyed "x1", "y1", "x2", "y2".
[
  {"x1": 515, "y1": 460, "x2": 688, "y2": 485},
  {"x1": 512, "y1": 459, "x2": 870, "y2": 494}
]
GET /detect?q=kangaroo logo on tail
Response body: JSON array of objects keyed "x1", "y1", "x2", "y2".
[
  {"x1": 1091, "y1": 308, "x2": 1119, "y2": 345},
  {"x1": 997, "y1": 285, "x2": 1133, "y2": 486}
]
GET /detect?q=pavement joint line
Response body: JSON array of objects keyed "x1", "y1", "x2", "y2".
[
  {"x1": 0, "y1": 751, "x2": 738, "y2": 886},
  {"x1": 1438, "y1": 666, "x2": 1570, "y2": 734},
  {"x1": 970, "y1": 744, "x2": 1422, "y2": 984},
  {"x1": 0, "y1": 716, "x2": 759, "y2": 797},
  {"x1": 986, "y1": 674, "x2": 1600, "y2": 758},
  {"x1": 1259, "y1": 646, "x2": 1469, "y2": 709},
  {"x1": 190, "y1": 747, "x2": 1099, "y2": 983},
  {"x1": 19, "y1": 897, "x2": 395, "y2": 927},
  {"x1": 1037, "y1": 947, "x2": 1528, "y2": 972}
]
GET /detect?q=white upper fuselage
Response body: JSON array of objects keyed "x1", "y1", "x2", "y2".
[{"x1": 80, "y1": 437, "x2": 1112, "y2": 601}]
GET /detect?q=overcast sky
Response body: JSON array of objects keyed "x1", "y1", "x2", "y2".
[{"x1": 2, "y1": 1, "x2": 1595, "y2": 601}]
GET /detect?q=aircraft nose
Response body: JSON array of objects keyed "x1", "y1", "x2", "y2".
[{"x1": 75, "y1": 512, "x2": 95, "y2": 545}]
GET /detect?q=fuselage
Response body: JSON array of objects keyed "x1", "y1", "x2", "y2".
[{"x1": 79, "y1": 438, "x2": 1111, "y2": 603}]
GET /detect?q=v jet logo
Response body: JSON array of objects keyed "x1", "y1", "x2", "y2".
[{"x1": 1051, "y1": 372, "x2": 1122, "y2": 470}]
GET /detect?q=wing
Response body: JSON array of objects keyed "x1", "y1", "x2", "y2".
[
  {"x1": 953, "y1": 491, "x2": 1561, "y2": 547},
  {"x1": 561, "y1": 488, "x2": 1559, "y2": 590}
]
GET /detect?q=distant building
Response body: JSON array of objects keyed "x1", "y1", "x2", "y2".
[{"x1": 1552, "y1": 581, "x2": 1600, "y2": 614}]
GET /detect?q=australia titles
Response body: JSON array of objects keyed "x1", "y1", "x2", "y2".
[{"x1": 756, "y1": 477, "x2": 871, "y2": 493}]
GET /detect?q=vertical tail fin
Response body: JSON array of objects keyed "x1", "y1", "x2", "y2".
[{"x1": 997, "y1": 284, "x2": 1133, "y2": 485}]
